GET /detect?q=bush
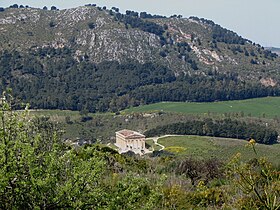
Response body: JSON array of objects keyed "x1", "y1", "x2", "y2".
[
  {"x1": 80, "y1": 116, "x2": 93, "y2": 122},
  {"x1": 49, "y1": 21, "x2": 56, "y2": 27},
  {"x1": 88, "y1": 22, "x2": 96, "y2": 29},
  {"x1": 50, "y1": 6, "x2": 57, "y2": 11},
  {"x1": 227, "y1": 152, "x2": 280, "y2": 209},
  {"x1": 9, "y1": 4, "x2": 18, "y2": 8}
]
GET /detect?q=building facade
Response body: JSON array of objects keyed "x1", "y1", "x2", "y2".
[{"x1": 115, "y1": 129, "x2": 147, "y2": 155}]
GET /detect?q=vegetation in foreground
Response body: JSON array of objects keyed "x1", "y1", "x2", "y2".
[{"x1": 1, "y1": 92, "x2": 280, "y2": 209}]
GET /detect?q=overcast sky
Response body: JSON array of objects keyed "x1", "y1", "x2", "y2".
[{"x1": 1, "y1": 0, "x2": 279, "y2": 47}]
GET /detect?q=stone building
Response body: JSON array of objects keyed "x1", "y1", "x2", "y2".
[{"x1": 115, "y1": 129, "x2": 148, "y2": 155}]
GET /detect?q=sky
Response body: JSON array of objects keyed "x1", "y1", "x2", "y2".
[{"x1": 1, "y1": 0, "x2": 279, "y2": 47}]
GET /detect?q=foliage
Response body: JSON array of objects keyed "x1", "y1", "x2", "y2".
[
  {"x1": 49, "y1": 21, "x2": 56, "y2": 27},
  {"x1": 189, "y1": 16, "x2": 248, "y2": 45},
  {"x1": 0, "y1": 92, "x2": 107, "y2": 209},
  {"x1": 0, "y1": 94, "x2": 168, "y2": 208},
  {"x1": 0, "y1": 49, "x2": 183, "y2": 112},
  {"x1": 1, "y1": 48, "x2": 279, "y2": 113},
  {"x1": 227, "y1": 152, "x2": 280, "y2": 209},
  {"x1": 9, "y1": 4, "x2": 19, "y2": 9},
  {"x1": 1, "y1": 6, "x2": 280, "y2": 113},
  {"x1": 176, "y1": 158, "x2": 224, "y2": 185},
  {"x1": 87, "y1": 22, "x2": 96, "y2": 29},
  {"x1": 113, "y1": 11, "x2": 166, "y2": 43},
  {"x1": 0, "y1": 93, "x2": 280, "y2": 209},
  {"x1": 139, "y1": 11, "x2": 166, "y2": 19},
  {"x1": 130, "y1": 75, "x2": 280, "y2": 106},
  {"x1": 188, "y1": 182, "x2": 229, "y2": 208},
  {"x1": 104, "y1": 173, "x2": 165, "y2": 209},
  {"x1": 145, "y1": 118, "x2": 278, "y2": 144},
  {"x1": 50, "y1": 6, "x2": 58, "y2": 11}
]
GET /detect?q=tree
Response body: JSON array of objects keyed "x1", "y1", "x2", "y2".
[
  {"x1": 250, "y1": 59, "x2": 258, "y2": 64},
  {"x1": 190, "y1": 60, "x2": 198, "y2": 70},
  {"x1": 159, "y1": 51, "x2": 167, "y2": 57},
  {"x1": 111, "y1": 7, "x2": 119, "y2": 13},
  {"x1": 227, "y1": 146, "x2": 280, "y2": 209},
  {"x1": 9, "y1": 4, "x2": 18, "y2": 8},
  {"x1": 177, "y1": 158, "x2": 204, "y2": 185},
  {"x1": 49, "y1": 21, "x2": 56, "y2": 27},
  {"x1": 0, "y1": 92, "x2": 107, "y2": 209},
  {"x1": 43, "y1": 6, "x2": 48, "y2": 10},
  {"x1": 50, "y1": 6, "x2": 57, "y2": 11},
  {"x1": 87, "y1": 22, "x2": 96, "y2": 29}
]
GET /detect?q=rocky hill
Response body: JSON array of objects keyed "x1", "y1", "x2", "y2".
[
  {"x1": 0, "y1": 5, "x2": 280, "y2": 112},
  {"x1": 265, "y1": 47, "x2": 280, "y2": 56}
]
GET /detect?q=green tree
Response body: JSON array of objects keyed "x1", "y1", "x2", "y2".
[
  {"x1": 87, "y1": 22, "x2": 96, "y2": 29},
  {"x1": 0, "y1": 92, "x2": 106, "y2": 209},
  {"x1": 227, "y1": 143, "x2": 280, "y2": 210}
]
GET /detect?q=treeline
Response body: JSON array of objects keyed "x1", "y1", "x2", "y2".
[
  {"x1": 144, "y1": 118, "x2": 278, "y2": 144},
  {"x1": 113, "y1": 11, "x2": 167, "y2": 44},
  {"x1": 190, "y1": 16, "x2": 276, "y2": 59},
  {"x1": 130, "y1": 75, "x2": 280, "y2": 104},
  {"x1": 0, "y1": 49, "x2": 175, "y2": 112},
  {"x1": 1, "y1": 48, "x2": 280, "y2": 113},
  {"x1": 189, "y1": 16, "x2": 248, "y2": 45}
]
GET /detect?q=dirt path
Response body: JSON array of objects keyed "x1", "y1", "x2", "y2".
[
  {"x1": 151, "y1": 135, "x2": 184, "y2": 151},
  {"x1": 152, "y1": 137, "x2": 165, "y2": 151}
]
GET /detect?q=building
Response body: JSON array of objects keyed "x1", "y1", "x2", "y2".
[{"x1": 115, "y1": 129, "x2": 148, "y2": 155}]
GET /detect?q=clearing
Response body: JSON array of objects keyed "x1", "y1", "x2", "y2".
[
  {"x1": 125, "y1": 96, "x2": 280, "y2": 118},
  {"x1": 154, "y1": 135, "x2": 280, "y2": 165}
]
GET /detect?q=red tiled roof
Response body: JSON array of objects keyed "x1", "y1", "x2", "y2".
[
  {"x1": 119, "y1": 130, "x2": 134, "y2": 137},
  {"x1": 116, "y1": 129, "x2": 145, "y2": 139}
]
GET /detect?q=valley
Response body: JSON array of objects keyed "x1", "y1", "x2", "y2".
[
  {"x1": 0, "y1": 3, "x2": 280, "y2": 209},
  {"x1": 147, "y1": 135, "x2": 280, "y2": 165},
  {"x1": 29, "y1": 104, "x2": 280, "y2": 168}
]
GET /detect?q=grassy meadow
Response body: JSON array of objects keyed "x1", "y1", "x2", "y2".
[
  {"x1": 125, "y1": 96, "x2": 280, "y2": 118},
  {"x1": 28, "y1": 99, "x2": 280, "y2": 165},
  {"x1": 157, "y1": 135, "x2": 280, "y2": 165},
  {"x1": 29, "y1": 110, "x2": 82, "y2": 122}
]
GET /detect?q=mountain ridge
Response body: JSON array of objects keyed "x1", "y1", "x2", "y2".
[{"x1": 0, "y1": 5, "x2": 280, "y2": 112}]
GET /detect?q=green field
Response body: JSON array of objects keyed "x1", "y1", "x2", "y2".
[
  {"x1": 125, "y1": 97, "x2": 280, "y2": 118},
  {"x1": 145, "y1": 139, "x2": 163, "y2": 151},
  {"x1": 29, "y1": 109, "x2": 113, "y2": 122},
  {"x1": 29, "y1": 110, "x2": 81, "y2": 121},
  {"x1": 157, "y1": 136, "x2": 280, "y2": 165}
]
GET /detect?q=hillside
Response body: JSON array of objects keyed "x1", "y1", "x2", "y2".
[
  {"x1": 0, "y1": 5, "x2": 280, "y2": 112},
  {"x1": 266, "y1": 47, "x2": 280, "y2": 55},
  {"x1": 151, "y1": 135, "x2": 280, "y2": 164}
]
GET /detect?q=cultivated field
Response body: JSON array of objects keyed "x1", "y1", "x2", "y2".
[
  {"x1": 156, "y1": 135, "x2": 280, "y2": 165},
  {"x1": 125, "y1": 97, "x2": 280, "y2": 118}
]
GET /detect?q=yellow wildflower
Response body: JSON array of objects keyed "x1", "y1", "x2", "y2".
[{"x1": 249, "y1": 139, "x2": 256, "y2": 145}]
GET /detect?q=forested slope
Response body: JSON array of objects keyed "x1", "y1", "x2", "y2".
[{"x1": 0, "y1": 5, "x2": 280, "y2": 112}]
